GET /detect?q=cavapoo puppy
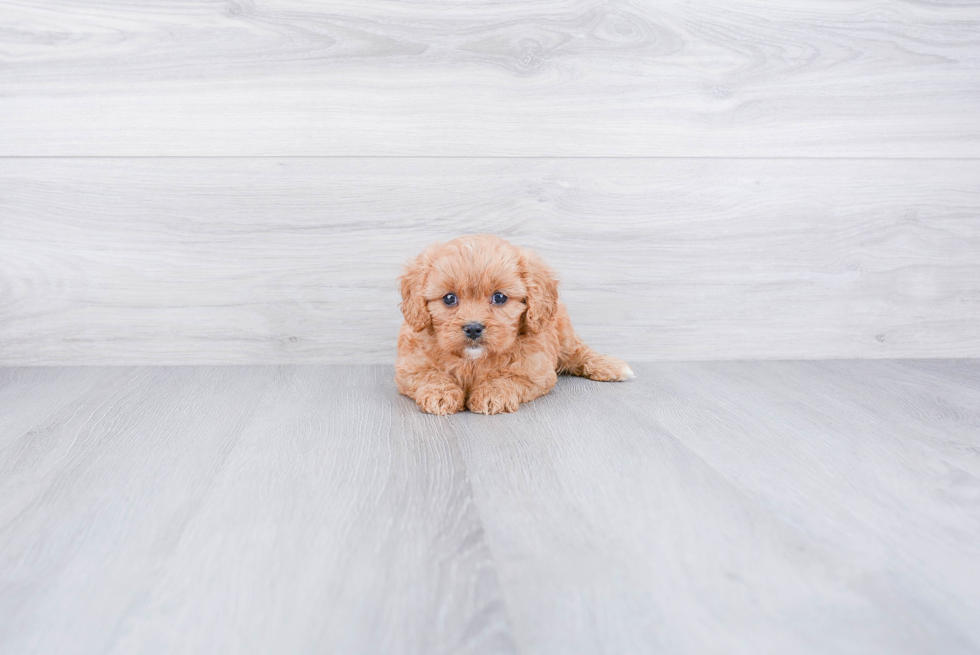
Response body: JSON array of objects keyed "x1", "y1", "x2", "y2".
[{"x1": 396, "y1": 234, "x2": 634, "y2": 415}]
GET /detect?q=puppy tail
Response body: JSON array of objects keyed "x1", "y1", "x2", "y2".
[{"x1": 555, "y1": 305, "x2": 634, "y2": 382}]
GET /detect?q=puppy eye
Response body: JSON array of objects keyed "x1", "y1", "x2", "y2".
[
  {"x1": 442, "y1": 293, "x2": 458, "y2": 307},
  {"x1": 491, "y1": 292, "x2": 508, "y2": 305}
]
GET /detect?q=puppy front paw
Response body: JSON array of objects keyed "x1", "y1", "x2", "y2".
[
  {"x1": 467, "y1": 383, "x2": 521, "y2": 415},
  {"x1": 415, "y1": 384, "x2": 465, "y2": 415}
]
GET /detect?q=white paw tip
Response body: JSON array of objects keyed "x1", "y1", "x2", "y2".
[{"x1": 621, "y1": 366, "x2": 635, "y2": 380}]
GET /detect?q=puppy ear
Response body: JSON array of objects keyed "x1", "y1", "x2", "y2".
[
  {"x1": 519, "y1": 247, "x2": 559, "y2": 334},
  {"x1": 399, "y1": 244, "x2": 438, "y2": 331}
]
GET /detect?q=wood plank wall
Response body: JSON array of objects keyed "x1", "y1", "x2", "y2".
[{"x1": 1, "y1": 0, "x2": 978, "y2": 364}]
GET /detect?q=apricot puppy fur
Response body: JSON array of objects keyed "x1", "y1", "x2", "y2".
[{"x1": 396, "y1": 234, "x2": 633, "y2": 415}]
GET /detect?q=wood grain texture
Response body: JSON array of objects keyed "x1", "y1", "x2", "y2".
[
  {"x1": 0, "y1": 365, "x2": 514, "y2": 655},
  {"x1": 453, "y1": 360, "x2": 980, "y2": 654},
  {"x1": 2, "y1": 361, "x2": 979, "y2": 653},
  {"x1": 1, "y1": 0, "x2": 978, "y2": 156},
  {"x1": 2, "y1": 157, "x2": 979, "y2": 365}
]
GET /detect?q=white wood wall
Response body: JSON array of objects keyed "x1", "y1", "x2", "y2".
[{"x1": 1, "y1": 0, "x2": 978, "y2": 364}]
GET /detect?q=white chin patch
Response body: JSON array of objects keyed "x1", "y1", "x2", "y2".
[{"x1": 464, "y1": 346, "x2": 485, "y2": 360}]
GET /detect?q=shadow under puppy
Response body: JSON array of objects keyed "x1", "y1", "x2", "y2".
[{"x1": 396, "y1": 234, "x2": 633, "y2": 415}]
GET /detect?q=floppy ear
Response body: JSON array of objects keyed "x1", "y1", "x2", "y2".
[
  {"x1": 399, "y1": 244, "x2": 438, "y2": 331},
  {"x1": 519, "y1": 247, "x2": 559, "y2": 334}
]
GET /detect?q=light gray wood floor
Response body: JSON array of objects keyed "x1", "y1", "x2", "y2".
[{"x1": 2, "y1": 361, "x2": 978, "y2": 654}]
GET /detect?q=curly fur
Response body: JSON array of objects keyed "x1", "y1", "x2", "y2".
[{"x1": 396, "y1": 234, "x2": 634, "y2": 415}]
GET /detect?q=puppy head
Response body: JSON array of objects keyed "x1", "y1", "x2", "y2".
[{"x1": 398, "y1": 235, "x2": 559, "y2": 358}]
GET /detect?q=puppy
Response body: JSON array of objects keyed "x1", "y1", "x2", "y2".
[{"x1": 396, "y1": 234, "x2": 633, "y2": 415}]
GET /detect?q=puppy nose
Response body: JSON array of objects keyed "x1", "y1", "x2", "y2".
[{"x1": 462, "y1": 322, "x2": 485, "y2": 340}]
